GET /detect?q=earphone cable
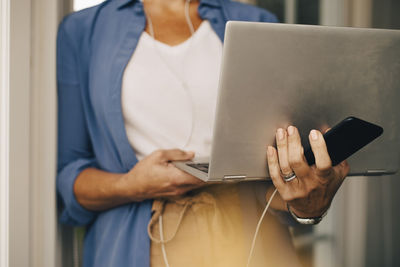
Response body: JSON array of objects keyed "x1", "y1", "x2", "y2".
[
  {"x1": 143, "y1": 1, "x2": 196, "y2": 266},
  {"x1": 159, "y1": 214, "x2": 171, "y2": 267},
  {"x1": 246, "y1": 188, "x2": 278, "y2": 267},
  {"x1": 143, "y1": 0, "x2": 196, "y2": 150}
]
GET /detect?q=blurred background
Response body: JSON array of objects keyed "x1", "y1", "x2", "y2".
[{"x1": 1, "y1": 0, "x2": 399, "y2": 267}]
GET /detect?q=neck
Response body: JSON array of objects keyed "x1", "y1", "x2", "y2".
[{"x1": 142, "y1": 0, "x2": 202, "y2": 46}]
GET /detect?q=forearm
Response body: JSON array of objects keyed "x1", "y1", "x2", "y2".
[{"x1": 74, "y1": 168, "x2": 135, "y2": 211}]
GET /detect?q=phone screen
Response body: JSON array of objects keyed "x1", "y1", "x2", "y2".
[{"x1": 304, "y1": 117, "x2": 383, "y2": 166}]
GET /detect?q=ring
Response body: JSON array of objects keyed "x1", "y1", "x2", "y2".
[{"x1": 282, "y1": 171, "x2": 296, "y2": 182}]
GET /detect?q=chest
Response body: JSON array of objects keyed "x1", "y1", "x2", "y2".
[{"x1": 121, "y1": 21, "x2": 223, "y2": 158}]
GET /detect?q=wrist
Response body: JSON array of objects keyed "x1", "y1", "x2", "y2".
[
  {"x1": 287, "y1": 199, "x2": 330, "y2": 218},
  {"x1": 286, "y1": 203, "x2": 329, "y2": 225},
  {"x1": 114, "y1": 172, "x2": 144, "y2": 202},
  {"x1": 288, "y1": 207, "x2": 325, "y2": 218}
]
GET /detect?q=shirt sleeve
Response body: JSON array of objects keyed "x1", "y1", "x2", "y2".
[
  {"x1": 258, "y1": 8, "x2": 279, "y2": 23},
  {"x1": 56, "y1": 19, "x2": 98, "y2": 226}
]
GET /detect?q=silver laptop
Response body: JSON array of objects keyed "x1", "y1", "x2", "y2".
[{"x1": 173, "y1": 21, "x2": 400, "y2": 182}]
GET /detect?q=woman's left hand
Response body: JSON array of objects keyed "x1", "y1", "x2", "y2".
[{"x1": 267, "y1": 126, "x2": 350, "y2": 218}]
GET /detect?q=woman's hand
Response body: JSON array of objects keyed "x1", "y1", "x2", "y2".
[
  {"x1": 118, "y1": 149, "x2": 205, "y2": 201},
  {"x1": 267, "y1": 126, "x2": 350, "y2": 218},
  {"x1": 74, "y1": 149, "x2": 204, "y2": 211}
]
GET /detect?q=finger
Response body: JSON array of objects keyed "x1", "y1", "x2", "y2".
[
  {"x1": 178, "y1": 183, "x2": 207, "y2": 191},
  {"x1": 287, "y1": 126, "x2": 310, "y2": 178},
  {"x1": 309, "y1": 129, "x2": 333, "y2": 176},
  {"x1": 176, "y1": 177, "x2": 205, "y2": 187},
  {"x1": 276, "y1": 128, "x2": 293, "y2": 176},
  {"x1": 165, "y1": 183, "x2": 206, "y2": 197},
  {"x1": 154, "y1": 149, "x2": 195, "y2": 163},
  {"x1": 267, "y1": 146, "x2": 285, "y2": 190},
  {"x1": 333, "y1": 160, "x2": 350, "y2": 180},
  {"x1": 167, "y1": 167, "x2": 205, "y2": 185},
  {"x1": 320, "y1": 124, "x2": 330, "y2": 133}
]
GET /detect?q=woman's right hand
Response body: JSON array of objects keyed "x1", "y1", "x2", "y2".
[{"x1": 118, "y1": 149, "x2": 205, "y2": 201}]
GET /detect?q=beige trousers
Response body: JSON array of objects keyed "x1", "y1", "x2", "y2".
[{"x1": 149, "y1": 184, "x2": 299, "y2": 267}]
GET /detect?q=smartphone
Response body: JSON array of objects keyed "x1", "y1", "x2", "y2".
[{"x1": 304, "y1": 117, "x2": 383, "y2": 166}]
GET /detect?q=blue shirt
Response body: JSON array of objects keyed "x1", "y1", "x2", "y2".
[{"x1": 57, "y1": 0, "x2": 278, "y2": 266}]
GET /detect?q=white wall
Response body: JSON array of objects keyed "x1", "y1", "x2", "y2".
[
  {"x1": 1, "y1": 0, "x2": 32, "y2": 266},
  {"x1": 9, "y1": 0, "x2": 32, "y2": 266},
  {"x1": 0, "y1": 0, "x2": 62, "y2": 266},
  {"x1": 0, "y1": 0, "x2": 10, "y2": 266},
  {"x1": 30, "y1": 0, "x2": 61, "y2": 266}
]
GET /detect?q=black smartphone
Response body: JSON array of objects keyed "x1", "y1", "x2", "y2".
[{"x1": 304, "y1": 117, "x2": 383, "y2": 166}]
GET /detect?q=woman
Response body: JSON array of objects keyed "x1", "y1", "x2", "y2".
[{"x1": 57, "y1": 0, "x2": 349, "y2": 266}]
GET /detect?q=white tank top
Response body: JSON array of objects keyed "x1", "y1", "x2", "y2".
[{"x1": 121, "y1": 21, "x2": 223, "y2": 160}]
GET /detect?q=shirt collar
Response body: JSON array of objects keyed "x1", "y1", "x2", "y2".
[
  {"x1": 199, "y1": 0, "x2": 221, "y2": 7},
  {"x1": 116, "y1": 0, "x2": 221, "y2": 9},
  {"x1": 116, "y1": 0, "x2": 137, "y2": 9}
]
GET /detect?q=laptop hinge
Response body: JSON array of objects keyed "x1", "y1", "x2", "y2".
[
  {"x1": 223, "y1": 175, "x2": 246, "y2": 180},
  {"x1": 366, "y1": 169, "x2": 387, "y2": 175}
]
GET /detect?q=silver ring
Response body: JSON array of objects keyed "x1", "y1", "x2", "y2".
[{"x1": 282, "y1": 172, "x2": 296, "y2": 182}]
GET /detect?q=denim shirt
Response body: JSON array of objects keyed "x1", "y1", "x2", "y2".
[{"x1": 57, "y1": 0, "x2": 277, "y2": 266}]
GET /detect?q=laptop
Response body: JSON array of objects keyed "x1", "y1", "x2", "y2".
[{"x1": 173, "y1": 21, "x2": 400, "y2": 182}]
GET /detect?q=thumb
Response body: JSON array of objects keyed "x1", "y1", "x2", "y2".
[{"x1": 156, "y1": 149, "x2": 195, "y2": 163}]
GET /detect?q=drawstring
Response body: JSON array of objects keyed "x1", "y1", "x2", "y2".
[
  {"x1": 148, "y1": 192, "x2": 218, "y2": 267},
  {"x1": 148, "y1": 200, "x2": 192, "y2": 244},
  {"x1": 148, "y1": 192, "x2": 218, "y2": 244}
]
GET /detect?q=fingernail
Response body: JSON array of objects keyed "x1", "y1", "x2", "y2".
[
  {"x1": 288, "y1": 126, "x2": 295, "y2": 136},
  {"x1": 267, "y1": 146, "x2": 274, "y2": 156},
  {"x1": 187, "y1": 151, "x2": 195, "y2": 156},
  {"x1": 277, "y1": 128, "x2": 284, "y2": 140},
  {"x1": 310, "y1": 130, "x2": 318, "y2": 141}
]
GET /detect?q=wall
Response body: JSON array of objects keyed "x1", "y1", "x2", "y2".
[{"x1": 0, "y1": 0, "x2": 64, "y2": 266}]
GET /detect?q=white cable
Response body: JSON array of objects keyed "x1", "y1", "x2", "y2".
[
  {"x1": 159, "y1": 188, "x2": 278, "y2": 267},
  {"x1": 184, "y1": 0, "x2": 195, "y2": 35},
  {"x1": 144, "y1": 1, "x2": 195, "y2": 266},
  {"x1": 159, "y1": 215, "x2": 171, "y2": 267},
  {"x1": 143, "y1": 0, "x2": 196, "y2": 149},
  {"x1": 246, "y1": 188, "x2": 278, "y2": 267},
  {"x1": 181, "y1": 0, "x2": 195, "y2": 148}
]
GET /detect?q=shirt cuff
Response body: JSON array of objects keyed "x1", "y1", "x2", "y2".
[{"x1": 57, "y1": 158, "x2": 98, "y2": 226}]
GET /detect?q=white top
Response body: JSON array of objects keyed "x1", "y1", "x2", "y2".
[{"x1": 122, "y1": 21, "x2": 222, "y2": 160}]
